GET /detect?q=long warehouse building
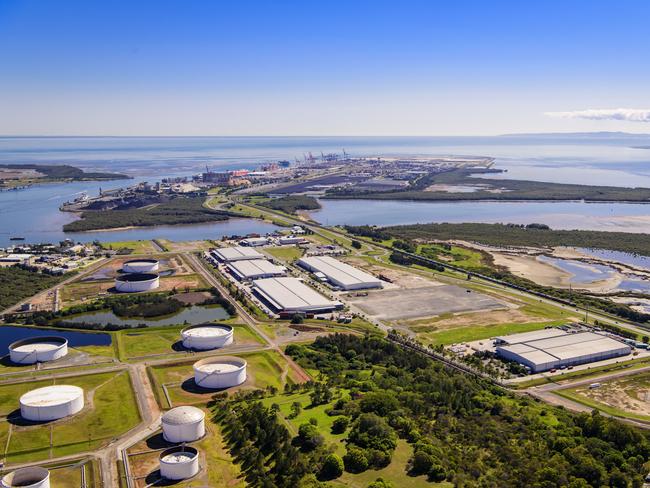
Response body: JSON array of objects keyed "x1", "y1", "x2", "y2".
[
  {"x1": 212, "y1": 246, "x2": 264, "y2": 262},
  {"x1": 227, "y1": 259, "x2": 286, "y2": 281},
  {"x1": 252, "y1": 277, "x2": 342, "y2": 313},
  {"x1": 496, "y1": 329, "x2": 631, "y2": 373},
  {"x1": 297, "y1": 256, "x2": 383, "y2": 290}
]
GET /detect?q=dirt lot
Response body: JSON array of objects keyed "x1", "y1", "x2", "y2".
[
  {"x1": 406, "y1": 307, "x2": 541, "y2": 332},
  {"x1": 347, "y1": 285, "x2": 506, "y2": 321},
  {"x1": 570, "y1": 373, "x2": 650, "y2": 418},
  {"x1": 342, "y1": 257, "x2": 443, "y2": 289}
]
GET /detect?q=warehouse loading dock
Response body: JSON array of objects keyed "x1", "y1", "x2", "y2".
[{"x1": 496, "y1": 329, "x2": 631, "y2": 373}]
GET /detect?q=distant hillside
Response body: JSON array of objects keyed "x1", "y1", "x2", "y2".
[{"x1": 0, "y1": 164, "x2": 129, "y2": 181}]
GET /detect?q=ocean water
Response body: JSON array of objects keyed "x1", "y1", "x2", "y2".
[{"x1": 2, "y1": 135, "x2": 650, "y2": 246}]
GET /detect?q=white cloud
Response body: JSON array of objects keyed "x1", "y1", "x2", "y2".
[{"x1": 545, "y1": 108, "x2": 650, "y2": 122}]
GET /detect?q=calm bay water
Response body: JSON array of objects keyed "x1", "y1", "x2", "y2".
[{"x1": 2, "y1": 135, "x2": 650, "y2": 246}]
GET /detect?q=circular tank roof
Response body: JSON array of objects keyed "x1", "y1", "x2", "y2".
[
  {"x1": 162, "y1": 406, "x2": 205, "y2": 425},
  {"x1": 194, "y1": 356, "x2": 246, "y2": 373},
  {"x1": 181, "y1": 324, "x2": 233, "y2": 338},
  {"x1": 20, "y1": 385, "x2": 83, "y2": 408},
  {"x1": 116, "y1": 273, "x2": 158, "y2": 282},
  {"x1": 124, "y1": 259, "x2": 159, "y2": 264},
  {"x1": 9, "y1": 336, "x2": 67, "y2": 352},
  {"x1": 160, "y1": 446, "x2": 198, "y2": 462},
  {"x1": 1, "y1": 467, "x2": 49, "y2": 488}
]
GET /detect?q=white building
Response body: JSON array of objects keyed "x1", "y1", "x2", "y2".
[
  {"x1": 227, "y1": 259, "x2": 286, "y2": 281},
  {"x1": 252, "y1": 277, "x2": 342, "y2": 313},
  {"x1": 1, "y1": 467, "x2": 50, "y2": 488},
  {"x1": 239, "y1": 237, "x2": 269, "y2": 247},
  {"x1": 162, "y1": 406, "x2": 206, "y2": 443},
  {"x1": 20, "y1": 385, "x2": 84, "y2": 421},
  {"x1": 159, "y1": 446, "x2": 200, "y2": 480},
  {"x1": 193, "y1": 356, "x2": 247, "y2": 389},
  {"x1": 181, "y1": 324, "x2": 234, "y2": 350},
  {"x1": 115, "y1": 273, "x2": 160, "y2": 292},
  {"x1": 496, "y1": 329, "x2": 631, "y2": 373},
  {"x1": 9, "y1": 337, "x2": 68, "y2": 364},
  {"x1": 297, "y1": 256, "x2": 383, "y2": 290},
  {"x1": 211, "y1": 246, "x2": 264, "y2": 262}
]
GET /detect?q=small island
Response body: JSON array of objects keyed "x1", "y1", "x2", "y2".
[
  {"x1": 0, "y1": 163, "x2": 130, "y2": 189},
  {"x1": 63, "y1": 195, "x2": 235, "y2": 232}
]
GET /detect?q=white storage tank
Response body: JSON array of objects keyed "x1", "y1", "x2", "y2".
[
  {"x1": 181, "y1": 324, "x2": 234, "y2": 350},
  {"x1": 20, "y1": 385, "x2": 84, "y2": 422},
  {"x1": 159, "y1": 446, "x2": 200, "y2": 480},
  {"x1": 115, "y1": 273, "x2": 160, "y2": 293},
  {"x1": 193, "y1": 356, "x2": 247, "y2": 390},
  {"x1": 1, "y1": 467, "x2": 50, "y2": 488},
  {"x1": 8, "y1": 336, "x2": 68, "y2": 364},
  {"x1": 162, "y1": 406, "x2": 205, "y2": 443},
  {"x1": 122, "y1": 258, "x2": 160, "y2": 273}
]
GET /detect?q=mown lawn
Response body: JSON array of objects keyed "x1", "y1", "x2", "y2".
[
  {"x1": 149, "y1": 350, "x2": 304, "y2": 408},
  {"x1": 3, "y1": 370, "x2": 140, "y2": 463},
  {"x1": 101, "y1": 240, "x2": 157, "y2": 254},
  {"x1": 118, "y1": 322, "x2": 263, "y2": 359},
  {"x1": 264, "y1": 246, "x2": 304, "y2": 262}
]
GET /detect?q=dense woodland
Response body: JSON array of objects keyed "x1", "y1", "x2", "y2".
[
  {"x1": 214, "y1": 334, "x2": 650, "y2": 487},
  {"x1": 260, "y1": 195, "x2": 322, "y2": 214},
  {"x1": 0, "y1": 266, "x2": 66, "y2": 310},
  {"x1": 63, "y1": 196, "x2": 233, "y2": 231}
]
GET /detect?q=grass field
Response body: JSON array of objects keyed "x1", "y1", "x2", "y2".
[
  {"x1": 117, "y1": 322, "x2": 264, "y2": 359},
  {"x1": 1, "y1": 370, "x2": 140, "y2": 463},
  {"x1": 264, "y1": 246, "x2": 304, "y2": 262},
  {"x1": 555, "y1": 372, "x2": 650, "y2": 421},
  {"x1": 149, "y1": 350, "x2": 304, "y2": 408},
  {"x1": 101, "y1": 240, "x2": 157, "y2": 254}
]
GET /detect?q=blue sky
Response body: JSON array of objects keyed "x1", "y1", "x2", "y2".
[{"x1": 1, "y1": 0, "x2": 649, "y2": 135}]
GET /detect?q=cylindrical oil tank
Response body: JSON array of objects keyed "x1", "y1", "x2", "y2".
[
  {"x1": 162, "y1": 406, "x2": 205, "y2": 443},
  {"x1": 20, "y1": 385, "x2": 84, "y2": 422},
  {"x1": 8, "y1": 336, "x2": 68, "y2": 365},
  {"x1": 159, "y1": 446, "x2": 199, "y2": 480},
  {"x1": 114, "y1": 273, "x2": 160, "y2": 293},
  {"x1": 1, "y1": 467, "x2": 50, "y2": 488},
  {"x1": 122, "y1": 259, "x2": 160, "y2": 273},
  {"x1": 193, "y1": 356, "x2": 247, "y2": 390},
  {"x1": 181, "y1": 324, "x2": 234, "y2": 350}
]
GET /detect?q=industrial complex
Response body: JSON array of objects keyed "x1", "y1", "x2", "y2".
[
  {"x1": 227, "y1": 259, "x2": 286, "y2": 281},
  {"x1": 211, "y1": 246, "x2": 264, "y2": 262},
  {"x1": 252, "y1": 277, "x2": 342, "y2": 313},
  {"x1": 298, "y1": 255, "x2": 383, "y2": 290},
  {"x1": 495, "y1": 329, "x2": 632, "y2": 373}
]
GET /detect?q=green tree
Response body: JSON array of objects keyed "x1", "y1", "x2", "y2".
[
  {"x1": 319, "y1": 453, "x2": 344, "y2": 480},
  {"x1": 331, "y1": 417, "x2": 349, "y2": 434},
  {"x1": 343, "y1": 446, "x2": 369, "y2": 473}
]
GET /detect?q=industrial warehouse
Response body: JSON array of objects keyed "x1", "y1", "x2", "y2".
[
  {"x1": 495, "y1": 329, "x2": 631, "y2": 373},
  {"x1": 297, "y1": 255, "x2": 383, "y2": 290},
  {"x1": 252, "y1": 277, "x2": 342, "y2": 313},
  {"x1": 211, "y1": 246, "x2": 264, "y2": 262},
  {"x1": 227, "y1": 259, "x2": 286, "y2": 281}
]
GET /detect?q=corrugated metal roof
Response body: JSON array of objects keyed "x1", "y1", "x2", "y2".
[
  {"x1": 227, "y1": 259, "x2": 286, "y2": 279},
  {"x1": 252, "y1": 277, "x2": 340, "y2": 311},
  {"x1": 213, "y1": 246, "x2": 264, "y2": 261},
  {"x1": 298, "y1": 256, "x2": 382, "y2": 289}
]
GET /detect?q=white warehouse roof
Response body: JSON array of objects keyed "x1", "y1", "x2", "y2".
[
  {"x1": 497, "y1": 330, "x2": 631, "y2": 373},
  {"x1": 212, "y1": 246, "x2": 264, "y2": 262},
  {"x1": 227, "y1": 259, "x2": 286, "y2": 280},
  {"x1": 297, "y1": 256, "x2": 383, "y2": 290},
  {"x1": 252, "y1": 277, "x2": 342, "y2": 313}
]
